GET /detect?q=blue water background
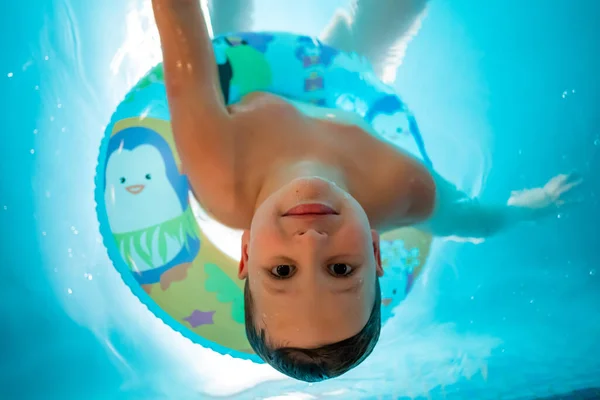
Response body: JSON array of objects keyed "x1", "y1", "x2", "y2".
[{"x1": 1, "y1": 0, "x2": 599, "y2": 399}]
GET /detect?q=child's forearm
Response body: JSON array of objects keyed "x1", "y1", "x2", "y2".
[
  {"x1": 152, "y1": 0, "x2": 236, "y2": 208},
  {"x1": 421, "y1": 198, "x2": 537, "y2": 239},
  {"x1": 152, "y1": 0, "x2": 225, "y2": 109},
  {"x1": 417, "y1": 171, "x2": 538, "y2": 239}
]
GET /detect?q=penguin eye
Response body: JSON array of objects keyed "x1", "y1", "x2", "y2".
[
  {"x1": 119, "y1": 177, "x2": 126, "y2": 184},
  {"x1": 145, "y1": 173, "x2": 152, "y2": 180}
]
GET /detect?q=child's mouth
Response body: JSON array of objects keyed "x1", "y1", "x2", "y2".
[{"x1": 283, "y1": 203, "x2": 338, "y2": 216}]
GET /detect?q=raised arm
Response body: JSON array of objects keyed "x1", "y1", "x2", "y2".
[{"x1": 152, "y1": 0, "x2": 235, "y2": 199}]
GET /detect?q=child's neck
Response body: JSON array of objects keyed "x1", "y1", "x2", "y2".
[{"x1": 254, "y1": 159, "x2": 349, "y2": 212}]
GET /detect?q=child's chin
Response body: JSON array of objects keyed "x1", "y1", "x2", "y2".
[{"x1": 286, "y1": 178, "x2": 343, "y2": 201}]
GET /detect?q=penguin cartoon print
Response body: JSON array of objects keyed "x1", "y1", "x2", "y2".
[
  {"x1": 377, "y1": 227, "x2": 431, "y2": 321},
  {"x1": 213, "y1": 34, "x2": 274, "y2": 104},
  {"x1": 366, "y1": 95, "x2": 433, "y2": 167},
  {"x1": 292, "y1": 36, "x2": 339, "y2": 106},
  {"x1": 213, "y1": 37, "x2": 235, "y2": 104},
  {"x1": 103, "y1": 122, "x2": 200, "y2": 293},
  {"x1": 378, "y1": 238, "x2": 422, "y2": 321}
]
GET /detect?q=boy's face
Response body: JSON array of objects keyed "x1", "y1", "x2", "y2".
[{"x1": 238, "y1": 177, "x2": 384, "y2": 348}]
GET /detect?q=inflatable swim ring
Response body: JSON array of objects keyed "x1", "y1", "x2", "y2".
[{"x1": 95, "y1": 32, "x2": 433, "y2": 362}]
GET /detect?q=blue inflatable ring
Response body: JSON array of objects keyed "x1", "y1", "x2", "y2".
[{"x1": 95, "y1": 31, "x2": 433, "y2": 362}]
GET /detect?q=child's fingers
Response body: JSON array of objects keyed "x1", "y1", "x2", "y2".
[
  {"x1": 545, "y1": 172, "x2": 583, "y2": 194},
  {"x1": 557, "y1": 174, "x2": 584, "y2": 195},
  {"x1": 565, "y1": 173, "x2": 584, "y2": 188},
  {"x1": 561, "y1": 179, "x2": 584, "y2": 194}
]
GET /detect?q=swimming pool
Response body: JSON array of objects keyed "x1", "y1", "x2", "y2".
[{"x1": 1, "y1": 0, "x2": 599, "y2": 398}]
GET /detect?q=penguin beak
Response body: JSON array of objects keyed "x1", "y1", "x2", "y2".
[
  {"x1": 382, "y1": 298, "x2": 393, "y2": 306},
  {"x1": 126, "y1": 184, "x2": 145, "y2": 195}
]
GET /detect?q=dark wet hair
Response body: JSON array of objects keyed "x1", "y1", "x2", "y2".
[{"x1": 244, "y1": 278, "x2": 381, "y2": 382}]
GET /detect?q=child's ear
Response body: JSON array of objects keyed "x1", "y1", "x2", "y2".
[
  {"x1": 371, "y1": 230, "x2": 384, "y2": 277},
  {"x1": 238, "y1": 230, "x2": 250, "y2": 279}
]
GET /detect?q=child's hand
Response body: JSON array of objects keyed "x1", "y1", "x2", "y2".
[{"x1": 507, "y1": 173, "x2": 583, "y2": 212}]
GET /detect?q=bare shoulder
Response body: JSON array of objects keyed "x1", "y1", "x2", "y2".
[
  {"x1": 362, "y1": 139, "x2": 436, "y2": 228},
  {"x1": 228, "y1": 92, "x2": 303, "y2": 120},
  {"x1": 191, "y1": 93, "x2": 304, "y2": 229},
  {"x1": 389, "y1": 149, "x2": 436, "y2": 222}
]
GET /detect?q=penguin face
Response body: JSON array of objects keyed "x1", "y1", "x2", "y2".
[
  {"x1": 104, "y1": 143, "x2": 184, "y2": 234},
  {"x1": 371, "y1": 111, "x2": 421, "y2": 157},
  {"x1": 371, "y1": 111, "x2": 411, "y2": 138}
]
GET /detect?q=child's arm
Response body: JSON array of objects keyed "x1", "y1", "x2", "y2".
[
  {"x1": 152, "y1": 0, "x2": 235, "y2": 197},
  {"x1": 416, "y1": 171, "x2": 583, "y2": 240}
]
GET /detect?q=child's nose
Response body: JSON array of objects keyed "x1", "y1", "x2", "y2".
[{"x1": 297, "y1": 228, "x2": 327, "y2": 239}]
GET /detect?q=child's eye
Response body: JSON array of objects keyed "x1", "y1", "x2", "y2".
[
  {"x1": 271, "y1": 264, "x2": 295, "y2": 279},
  {"x1": 119, "y1": 177, "x2": 126, "y2": 184},
  {"x1": 328, "y1": 263, "x2": 353, "y2": 277},
  {"x1": 145, "y1": 173, "x2": 152, "y2": 180}
]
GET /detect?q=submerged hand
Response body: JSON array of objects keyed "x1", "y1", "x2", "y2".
[{"x1": 507, "y1": 173, "x2": 583, "y2": 213}]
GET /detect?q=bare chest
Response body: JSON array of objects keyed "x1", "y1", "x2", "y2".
[{"x1": 208, "y1": 94, "x2": 422, "y2": 228}]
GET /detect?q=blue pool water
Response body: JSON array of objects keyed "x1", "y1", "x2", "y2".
[{"x1": 1, "y1": 0, "x2": 599, "y2": 399}]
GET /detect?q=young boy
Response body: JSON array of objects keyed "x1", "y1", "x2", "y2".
[{"x1": 151, "y1": 0, "x2": 581, "y2": 382}]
